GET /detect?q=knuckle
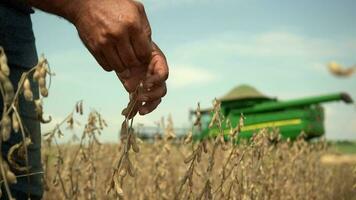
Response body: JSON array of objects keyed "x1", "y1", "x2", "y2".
[
  {"x1": 162, "y1": 87, "x2": 167, "y2": 97},
  {"x1": 161, "y1": 52, "x2": 167, "y2": 60},
  {"x1": 105, "y1": 27, "x2": 125, "y2": 39},
  {"x1": 146, "y1": 28, "x2": 152, "y2": 38},
  {"x1": 113, "y1": 27, "x2": 126, "y2": 38},
  {"x1": 123, "y1": 16, "x2": 140, "y2": 31},
  {"x1": 102, "y1": 65, "x2": 113, "y2": 72},
  {"x1": 135, "y1": 1, "x2": 145, "y2": 12},
  {"x1": 96, "y1": 37, "x2": 109, "y2": 47},
  {"x1": 163, "y1": 71, "x2": 169, "y2": 81},
  {"x1": 98, "y1": 60, "x2": 112, "y2": 72}
]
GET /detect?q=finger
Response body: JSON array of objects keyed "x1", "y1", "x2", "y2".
[
  {"x1": 116, "y1": 66, "x2": 147, "y2": 93},
  {"x1": 144, "y1": 57, "x2": 169, "y2": 88},
  {"x1": 103, "y1": 46, "x2": 129, "y2": 77},
  {"x1": 79, "y1": 34, "x2": 113, "y2": 72},
  {"x1": 97, "y1": 52, "x2": 112, "y2": 72},
  {"x1": 131, "y1": 1, "x2": 152, "y2": 64},
  {"x1": 136, "y1": 0, "x2": 152, "y2": 39},
  {"x1": 121, "y1": 94, "x2": 142, "y2": 119},
  {"x1": 116, "y1": 72, "x2": 139, "y2": 93},
  {"x1": 117, "y1": 36, "x2": 142, "y2": 69},
  {"x1": 122, "y1": 104, "x2": 140, "y2": 119},
  {"x1": 89, "y1": 48, "x2": 112, "y2": 72},
  {"x1": 114, "y1": 48, "x2": 132, "y2": 78},
  {"x1": 141, "y1": 9, "x2": 151, "y2": 37},
  {"x1": 130, "y1": 32, "x2": 152, "y2": 66},
  {"x1": 139, "y1": 98, "x2": 162, "y2": 115},
  {"x1": 137, "y1": 83, "x2": 167, "y2": 102}
]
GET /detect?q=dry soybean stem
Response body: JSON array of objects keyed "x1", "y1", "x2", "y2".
[{"x1": 107, "y1": 83, "x2": 143, "y2": 197}]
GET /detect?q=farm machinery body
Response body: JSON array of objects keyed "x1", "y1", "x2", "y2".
[{"x1": 193, "y1": 85, "x2": 353, "y2": 140}]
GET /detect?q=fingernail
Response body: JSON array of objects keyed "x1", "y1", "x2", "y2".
[
  {"x1": 120, "y1": 69, "x2": 131, "y2": 78},
  {"x1": 140, "y1": 109, "x2": 148, "y2": 115}
]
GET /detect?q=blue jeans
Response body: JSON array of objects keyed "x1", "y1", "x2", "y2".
[{"x1": 0, "y1": 4, "x2": 43, "y2": 199}]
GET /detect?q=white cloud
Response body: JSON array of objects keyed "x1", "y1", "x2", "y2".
[
  {"x1": 173, "y1": 31, "x2": 356, "y2": 61},
  {"x1": 168, "y1": 64, "x2": 218, "y2": 88}
]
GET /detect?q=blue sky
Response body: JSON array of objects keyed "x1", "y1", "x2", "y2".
[{"x1": 31, "y1": 0, "x2": 356, "y2": 140}]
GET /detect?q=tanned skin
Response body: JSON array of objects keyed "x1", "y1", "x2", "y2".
[{"x1": 27, "y1": 0, "x2": 169, "y2": 115}]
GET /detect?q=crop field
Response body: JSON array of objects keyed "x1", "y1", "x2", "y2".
[
  {"x1": 40, "y1": 109, "x2": 356, "y2": 200},
  {"x1": 42, "y1": 132, "x2": 356, "y2": 200}
]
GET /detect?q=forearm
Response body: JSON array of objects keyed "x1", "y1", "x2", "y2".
[{"x1": 26, "y1": 0, "x2": 80, "y2": 23}]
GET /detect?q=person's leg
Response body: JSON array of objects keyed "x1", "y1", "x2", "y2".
[
  {"x1": 0, "y1": 188, "x2": 42, "y2": 200},
  {"x1": 0, "y1": 5, "x2": 43, "y2": 198},
  {"x1": 0, "y1": 66, "x2": 43, "y2": 199}
]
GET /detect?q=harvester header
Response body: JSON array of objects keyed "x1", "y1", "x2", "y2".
[{"x1": 194, "y1": 85, "x2": 354, "y2": 140}]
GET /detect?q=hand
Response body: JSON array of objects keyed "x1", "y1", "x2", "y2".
[
  {"x1": 71, "y1": 0, "x2": 152, "y2": 77},
  {"x1": 28, "y1": 0, "x2": 167, "y2": 115},
  {"x1": 118, "y1": 43, "x2": 169, "y2": 116}
]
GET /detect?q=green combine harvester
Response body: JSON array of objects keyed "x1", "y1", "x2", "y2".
[{"x1": 194, "y1": 85, "x2": 354, "y2": 140}]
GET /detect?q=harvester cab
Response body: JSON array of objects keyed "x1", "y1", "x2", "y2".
[{"x1": 193, "y1": 85, "x2": 353, "y2": 140}]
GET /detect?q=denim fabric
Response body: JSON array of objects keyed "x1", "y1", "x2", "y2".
[
  {"x1": 0, "y1": 5, "x2": 43, "y2": 198},
  {"x1": 0, "y1": 4, "x2": 37, "y2": 68},
  {"x1": 0, "y1": 1, "x2": 34, "y2": 14},
  {"x1": 0, "y1": 188, "x2": 42, "y2": 200}
]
